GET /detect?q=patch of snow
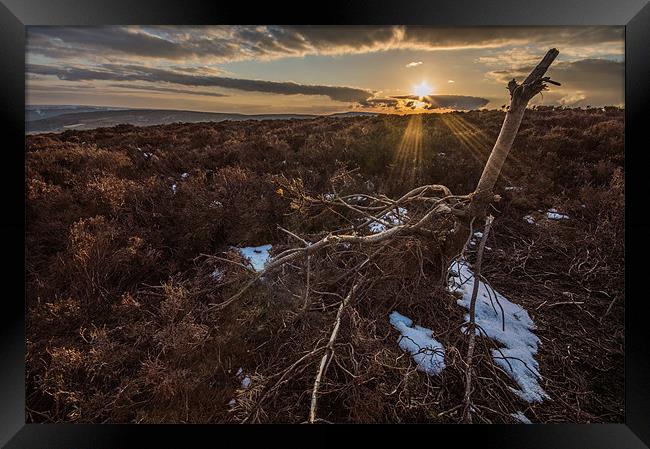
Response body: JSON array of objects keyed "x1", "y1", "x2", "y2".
[
  {"x1": 369, "y1": 207, "x2": 408, "y2": 233},
  {"x1": 238, "y1": 244, "x2": 272, "y2": 272},
  {"x1": 136, "y1": 147, "x2": 152, "y2": 159},
  {"x1": 234, "y1": 367, "x2": 251, "y2": 390},
  {"x1": 473, "y1": 231, "x2": 483, "y2": 239},
  {"x1": 389, "y1": 311, "x2": 446, "y2": 376},
  {"x1": 181, "y1": 172, "x2": 189, "y2": 179},
  {"x1": 171, "y1": 183, "x2": 177, "y2": 194},
  {"x1": 235, "y1": 367, "x2": 251, "y2": 389},
  {"x1": 523, "y1": 215, "x2": 536, "y2": 224},
  {"x1": 241, "y1": 376, "x2": 251, "y2": 389},
  {"x1": 347, "y1": 195, "x2": 366, "y2": 205},
  {"x1": 228, "y1": 399, "x2": 236, "y2": 407},
  {"x1": 546, "y1": 208, "x2": 569, "y2": 220},
  {"x1": 324, "y1": 193, "x2": 336, "y2": 201},
  {"x1": 448, "y1": 259, "x2": 548, "y2": 403},
  {"x1": 210, "y1": 268, "x2": 224, "y2": 281},
  {"x1": 504, "y1": 186, "x2": 521, "y2": 191},
  {"x1": 209, "y1": 200, "x2": 223, "y2": 209},
  {"x1": 511, "y1": 411, "x2": 532, "y2": 424}
]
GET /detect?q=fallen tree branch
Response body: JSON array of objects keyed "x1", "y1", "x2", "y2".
[
  {"x1": 462, "y1": 214, "x2": 494, "y2": 423},
  {"x1": 309, "y1": 280, "x2": 362, "y2": 423}
]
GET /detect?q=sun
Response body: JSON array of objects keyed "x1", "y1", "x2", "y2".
[{"x1": 412, "y1": 81, "x2": 433, "y2": 99}]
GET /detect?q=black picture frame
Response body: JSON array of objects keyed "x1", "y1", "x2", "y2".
[{"x1": 2, "y1": 0, "x2": 649, "y2": 447}]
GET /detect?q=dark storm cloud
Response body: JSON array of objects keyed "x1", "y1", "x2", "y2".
[
  {"x1": 488, "y1": 58, "x2": 623, "y2": 89},
  {"x1": 26, "y1": 63, "x2": 374, "y2": 103},
  {"x1": 358, "y1": 98, "x2": 400, "y2": 108},
  {"x1": 28, "y1": 27, "x2": 189, "y2": 58},
  {"x1": 108, "y1": 84, "x2": 229, "y2": 98},
  {"x1": 391, "y1": 95, "x2": 490, "y2": 110},
  {"x1": 487, "y1": 58, "x2": 624, "y2": 106},
  {"x1": 401, "y1": 26, "x2": 623, "y2": 49},
  {"x1": 277, "y1": 26, "x2": 400, "y2": 51},
  {"x1": 27, "y1": 25, "x2": 623, "y2": 62}
]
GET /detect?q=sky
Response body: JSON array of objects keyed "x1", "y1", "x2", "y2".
[{"x1": 26, "y1": 26, "x2": 624, "y2": 114}]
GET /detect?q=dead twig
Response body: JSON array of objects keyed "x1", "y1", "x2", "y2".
[
  {"x1": 308, "y1": 280, "x2": 362, "y2": 423},
  {"x1": 462, "y1": 215, "x2": 494, "y2": 423}
]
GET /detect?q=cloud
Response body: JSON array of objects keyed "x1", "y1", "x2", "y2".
[
  {"x1": 357, "y1": 98, "x2": 400, "y2": 108},
  {"x1": 487, "y1": 58, "x2": 622, "y2": 86},
  {"x1": 405, "y1": 61, "x2": 423, "y2": 68},
  {"x1": 486, "y1": 58, "x2": 623, "y2": 106},
  {"x1": 27, "y1": 26, "x2": 242, "y2": 61},
  {"x1": 27, "y1": 25, "x2": 623, "y2": 64},
  {"x1": 26, "y1": 63, "x2": 374, "y2": 103},
  {"x1": 558, "y1": 91, "x2": 587, "y2": 106},
  {"x1": 108, "y1": 84, "x2": 229, "y2": 98},
  {"x1": 372, "y1": 94, "x2": 489, "y2": 110}
]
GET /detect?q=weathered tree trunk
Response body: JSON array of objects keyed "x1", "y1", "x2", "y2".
[
  {"x1": 469, "y1": 48, "x2": 560, "y2": 217},
  {"x1": 443, "y1": 49, "x2": 560, "y2": 261}
]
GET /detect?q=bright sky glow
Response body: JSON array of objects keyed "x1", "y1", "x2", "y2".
[{"x1": 26, "y1": 26, "x2": 625, "y2": 113}]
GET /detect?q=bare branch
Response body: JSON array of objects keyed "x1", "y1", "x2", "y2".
[
  {"x1": 309, "y1": 280, "x2": 362, "y2": 423},
  {"x1": 462, "y1": 215, "x2": 494, "y2": 423}
]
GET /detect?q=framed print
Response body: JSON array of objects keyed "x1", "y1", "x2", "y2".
[{"x1": 1, "y1": 0, "x2": 649, "y2": 447}]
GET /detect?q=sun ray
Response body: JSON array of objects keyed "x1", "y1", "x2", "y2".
[
  {"x1": 439, "y1": 113, "x2": 519, "y2": 185},
  {"x1": 391, "y1": 114, "x2": 425, "y2": 188}
]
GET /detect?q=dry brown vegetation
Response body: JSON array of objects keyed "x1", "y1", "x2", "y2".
[{"x1": 26, "y1": 106, "x2": 624, "y2": 423}]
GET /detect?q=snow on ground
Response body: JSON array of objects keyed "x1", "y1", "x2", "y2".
[
  {"x1": 523, "y1": 215, "x2": 536, "y2": 224},
  {"x1": 323, "y1": 193, "x2": 367, "y2": 204},
  {"x1": 511, "y1": 411, "x2": 532, "y2": 424},
  {"x1": 210, "y1": 268, "x2": 224, "y2": 281},
  {"x1": 235, "y1": 367, "x2": 251, "y2": 389},
  {"x1": 181, "y1": 172, "x2": 189, "y2": 179},
  {"x1": 389, "y1": 311, "x2": 446, "y2": 376},
  {"x1": 369, "y1": 207, "x2": 408, "y2": 233},
  {"x1": 448, "y1": 259, "x2": 548, "y2": 403},
  {"x1": 209, "y1": 200, "x2": 223, "y2": 209},
  {"x1": 348, "y1": 195, "x2": 367, "y2": 204},
  {"x1": 241, "y1": 376, "x2": 251, "y2": 389},
  {"x1": 238, "y1": 244, "x2": 272, "y2": 272},
  {"x1": 136, "y1": 147, "x2": 152, "y2": 159},
  {"x1": 229, "y1": 368, "x2": 252, "y2": 407},
  {"x1": 171, "y1": 183, "x2": 177, "y2": 194},
  {"x1": 546, "y1": 208, "x2": 569, "y2": 220}
]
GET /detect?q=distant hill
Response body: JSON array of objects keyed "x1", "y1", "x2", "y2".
[
  {"x1": 25, "y1": 105, "x2": 378, "y2": 133},
  {"x1": 26, "y1": 105, "x2": 128, "y2": 122}
]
